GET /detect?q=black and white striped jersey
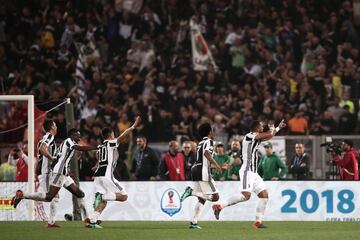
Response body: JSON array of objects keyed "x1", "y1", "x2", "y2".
[
  {"x1": 94, "y1": 139, "x2": 119, "y2": 177},
  {"x1": 53, "y1": 138, "x2": 77, "y2": 175},
  {"x1": 191, "y1": 137, "x2": 214, "y2": 181},
  {"x1": 37, "y1": 132, "x2": 57, "y2": 175},
  {"x1": 241, "y1": 132, "x2": 261, "y2": 173}
]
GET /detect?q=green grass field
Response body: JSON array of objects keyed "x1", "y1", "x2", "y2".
[{"x1": 0, "y1": 221, "x2": 359, "y2": 240}]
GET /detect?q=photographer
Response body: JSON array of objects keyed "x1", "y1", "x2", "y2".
[
  {"x1": 331, "y1": 140, "x2": 359, "y2": 180},
  {"x1": 8, "y1": 144, "x2": 28, "y2": 181}
]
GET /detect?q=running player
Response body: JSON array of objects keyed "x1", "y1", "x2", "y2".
[
  {"x1": 180, "y1": 122, "x2": 221, "y2": 229},
  {"x1": 86, "y1": 116, "x2": 141, "y2": 229},
  {"x1": 37, "y1": 120, "x2": 59, "y2": 227},
  {"x1": 212, "y1": 120, "x2": 286, "y2": 229},
  {"x1": 12, "y1": 128, "x2": 98, "y2": 222}
]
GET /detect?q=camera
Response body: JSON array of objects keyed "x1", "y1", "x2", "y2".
[{"x1": 320, "y1": 137, "x2": 342, "y2": 155}]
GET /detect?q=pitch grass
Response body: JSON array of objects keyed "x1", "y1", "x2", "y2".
[{"x1": 0, "y1": 221, "x2": 359, "y2": 240}]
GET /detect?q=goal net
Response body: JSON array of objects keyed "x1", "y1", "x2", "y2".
[{"x1": 0, "y1": 96, "x2": 68, "y2": 221}]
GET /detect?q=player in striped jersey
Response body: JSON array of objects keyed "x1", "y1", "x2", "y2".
[
  {"x1": 85, "y1": 117, "x2": 140, "y2": 229},
  {"x1": 180, "y1": 123, "x2": 221, "y2": 229},
  {"x1": 12, "y1": 128, "x2": 98, "y2": 220},
  {"x1": 213, "y1": 120, "x2": 286, "y2": 228},
  {"x1": 37, "y1": 119, "x2": 60, "y2": 227}
]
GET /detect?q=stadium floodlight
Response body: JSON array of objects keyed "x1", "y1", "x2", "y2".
[{"x1": 0, "y1": 95, "x2": 35, "y2": 220}]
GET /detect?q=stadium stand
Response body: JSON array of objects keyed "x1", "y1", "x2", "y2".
[{"x1": 0, "y1": 0, "x2": 360, "y2": 180}]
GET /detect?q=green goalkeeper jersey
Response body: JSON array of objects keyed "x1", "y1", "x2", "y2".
[{"x1": 258, "y1": 153, "x2": 288, "y2": 180}]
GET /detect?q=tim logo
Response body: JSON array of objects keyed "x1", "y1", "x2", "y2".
[
  {"x1": 161, "y1": 188, "x2": 181, "y2": 217},
  {"x1": 0, "y1": 197, "x2": 13, "y2": 210}
]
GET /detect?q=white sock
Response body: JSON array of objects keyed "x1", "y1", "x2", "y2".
[
  {"x1": 24, "y1": 192, "x2": 46, "y2": 201},
  {"x1": 222, "y1": 193, "x2": 247, "y2": 208},
  {"x1": 191, "y1": 201, "x2": 204, "y2": 224},
  {"x1": 191, "y1": 191, "x2": 212, "y2": 201},
  {"x1": 255, "y1": 198, "x2": 268, "y2": 222},
  {"x1": 78, "y1": 198, "x2": 88, "y2": 219},
  {"x1": 48, "y1": 197, "x2": 58, "y2": 224},
  {"x1": 103, "y1": 193, "x2": 116, "y2": 201},
  {"x1": 90, "y1": 211, "x2": 101, "y2": 224}
]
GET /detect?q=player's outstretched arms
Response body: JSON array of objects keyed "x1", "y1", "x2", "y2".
[
  {"x1": 117, "y1": 116, "x2": 141, "y2": 144},
  {"x1": 73, "y1": 145, "x2": 98, "y2": 151}
]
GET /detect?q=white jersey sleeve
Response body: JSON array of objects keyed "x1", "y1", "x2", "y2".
[
  {"x1": 245, "y1": 132, "x2": 258, "y2": 141},
  {"x1": 66, "y1": 138, "x2": 76, "y2": 150},
  {"x1": 204, "y1": 139, "x2": 214, "y2": 154},
  {"x1": 40, "y1": 133, "x2": 54, "y2": 147}
]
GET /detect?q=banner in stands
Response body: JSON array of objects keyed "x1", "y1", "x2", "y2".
[
  {"x1": 190, "y1": 19, "x2": 218, "y2": 71},
  {"x1": 1, "y1": 181, "x2": 360, "y2": 221}
]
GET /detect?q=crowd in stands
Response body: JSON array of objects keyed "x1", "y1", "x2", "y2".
[
  {"x1": 1, "y1": 0, "x2": 360, "y2": 144},
  {"x1": 1, "y1": 0, "x2": 360, "y2": 180}
]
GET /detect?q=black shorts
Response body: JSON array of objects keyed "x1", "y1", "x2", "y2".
[{"x1": 191, "y1": 165, "x2": 203, "y2": 181}]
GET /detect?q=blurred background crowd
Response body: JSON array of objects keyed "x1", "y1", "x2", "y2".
[{"x1": 1, "y1": 0, "x2": 360, "y2": 181}]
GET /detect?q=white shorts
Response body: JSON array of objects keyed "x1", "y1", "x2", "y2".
[
  {"x1": 94, "y1": 177, "x2": 127, "y2": 195},
  {"x1": 39, "y1": 173, "x2": 60, "y2": 201},
  {"x1": 239, "y1": 170, "x2": 266, "y2": 195},
  {"x1": 50, "y1": 172, "x2": 75, "y2": 188},
  {"x1": 193, "y1": 178, "x2": 217, "y2": 195},
  {"x1": 38, "y1": 174, "x2": 51, "y2": 192}
]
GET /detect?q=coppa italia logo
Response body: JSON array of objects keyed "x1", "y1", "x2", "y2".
[
  {"x1": 195, "y1": 34, "x2": 208, "y2": 56},
  {"x1": 0, "y1": 197, "x2": 14, "y2": 210},
  {"x1": 160, "y1": 188, "x2": 181, "y2": 217}
]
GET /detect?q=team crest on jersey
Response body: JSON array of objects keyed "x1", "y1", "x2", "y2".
[{"x1": 160, "y1": 188, "x2": 181, "y2": 217}]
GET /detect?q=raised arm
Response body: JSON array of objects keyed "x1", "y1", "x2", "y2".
[
  {"x1": 117, "y1": 116, "x2": 141, "y2": 145},
  {"x1": 255, "y1": 119, "x2": 287, "y2": 141},
  {"x1": 72, "y1": 145, "x2": 98, "y2": 151}
]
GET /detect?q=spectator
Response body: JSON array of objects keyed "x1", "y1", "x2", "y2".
[
  {"x1": 227, "y1": 152, "x2": 242, "y2": 181},
  {"x1": 258, "y1": 142, "x2": 287, "y2": 180},
  {"x1": 331, "y1": 140, "x2": 359, "y2": 180},
  {"x1": 1, "y1": 0, "x2": 360, "y2": 152},
  {"x1": 181, "y1": 141, "x2": 196, "y2": 180},
  {"x1": 212, "y1": 142, "x2": 230, "y2": 181},
  {"x1": 287, "y1": 143, "x2": 311, "y2": 180},
  {"x1": 131, "y1": 135, "x2": 159, "y2": 180},
  {"x1": 189, "y1": 141, "x2": 197, "y2": 153},
  {"x1": 338, "y1": 105, "x2": 357, "y2": 134},
  {"x1": 7, "y1": 143, "x2": 28, "y2": 181},
  {"x1": 227, "y1": 139, "x2": 242, "y2": 164},
  {"x1": 0, "y1": 162, "x2": 16, "y2": 181},
  {"x1": 288, "y1": 112, "x2": 309, "y2": 135},
  {"x1": 159, "y1": 140, "x2": 186, "y2": 181},
  {"x1": 212, "y1": 114, "x2": 227, "y2": 141}
]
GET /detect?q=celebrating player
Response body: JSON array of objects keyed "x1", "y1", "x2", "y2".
[
  {"x1": 37, "y1": 119, "x2": 60, "y2": 227},
  {"x1": 85, "y1": 116, "x2": 141, "y2": 229},
  {"x1": 212, "y1": 120, "x2": 286, "y2": 228},
  {"x1": 180, "y1": 122, "x2": 221, "y2": 229},
  {"x1": 12, "y1": 128, "x2": 98, "y2": 223}
]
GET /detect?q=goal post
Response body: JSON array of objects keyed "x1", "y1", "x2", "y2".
[{"x1": 0, "y1": 95, "x2": 35, "y2": 220}]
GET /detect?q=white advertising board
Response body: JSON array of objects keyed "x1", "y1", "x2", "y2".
[{"x1": 1, "y1": 181, "x2": 359, "y2": 221}]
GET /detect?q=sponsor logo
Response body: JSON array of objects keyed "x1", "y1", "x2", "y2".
[
  {"x1": 0, "y1": 197, "x2": 13, "y2": 210},
  {"x1": 160, "y1": 188, "x2": 181, "y2": 217}
]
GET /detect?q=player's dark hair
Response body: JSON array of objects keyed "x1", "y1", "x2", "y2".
[
  {"x1": 102, "y1": 127, "x2": 113, "y2": 139},
  {"x1": 136, "y1": 134, "x2": 147, "y2": 142},
  {"x1": 67, "y1": 128, "x2": 79, "y2": 137},
  {"x1": 198, "y1": 123, "x2": 212, "y2": 138},
  {"x1": 343, "y1": 139, "x2": 353, "y2": 148},
  {"x1": 250, "y1": 120, "x2": 261, "y2": 132},
  {"x1": 43, "y1": 119, "x2": 54, "y2": 132}
]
